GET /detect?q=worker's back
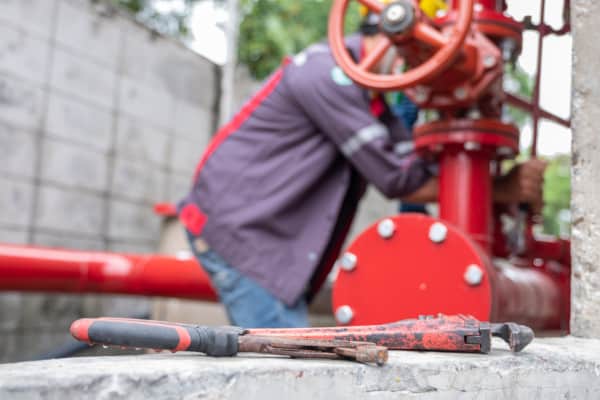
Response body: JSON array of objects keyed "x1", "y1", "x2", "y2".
[{"x1": 179, "y1": 37, "x2": 364, "y2": 306}]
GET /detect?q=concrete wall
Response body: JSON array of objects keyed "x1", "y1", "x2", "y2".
[
  {"x1": 571, "y1": 0, "x2": 600, "y2": 339},
  {"x1": 0, "y1": 0, "x2": 217, "y2": 361},
  {"x1": 0, "y1": 0, "x2": 217, "y2": 250}
]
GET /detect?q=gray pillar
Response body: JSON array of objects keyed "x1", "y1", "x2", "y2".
[
  {"x1": 571, "y1": 0, "x2": 600, "y2": 338},
  {"x1": 219, "y1": 0, "x2": 240, "y2": 125}
]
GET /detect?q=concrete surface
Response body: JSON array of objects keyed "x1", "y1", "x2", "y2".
[
  {"x1": 571, "y1": 0, "x2": 600, "y2": 339},
  {"x1": 0, "y1": 337, "x2": 599, "y2": 399}
]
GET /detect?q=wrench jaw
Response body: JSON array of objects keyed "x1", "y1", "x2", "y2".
[{"x1": 490, "y1": 322, "x2": 535, "y2": 353}]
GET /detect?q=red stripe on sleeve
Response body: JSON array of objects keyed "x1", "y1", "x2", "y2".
[{"x1": 192, "y1": 59, "x2": 291, "y2": 183}]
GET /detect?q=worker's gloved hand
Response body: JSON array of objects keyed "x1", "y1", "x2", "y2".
[{"x1": 493, "y1": 159, "x2": 548, "y2": 213}]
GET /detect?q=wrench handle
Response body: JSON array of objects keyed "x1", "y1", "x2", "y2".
[{"x1": 70, "y1": 317, "x2": 243, "y2": 356}]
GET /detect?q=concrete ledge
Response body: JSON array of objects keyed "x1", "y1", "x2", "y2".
[{"x1": 1, "y1": 337, "x2": 599, "y2": 399}]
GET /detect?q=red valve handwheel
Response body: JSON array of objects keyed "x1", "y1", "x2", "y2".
[{"x1": 328, "y1": 0, "x2": 475, "y2": 91}]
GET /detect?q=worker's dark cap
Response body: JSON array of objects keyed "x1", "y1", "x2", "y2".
[{"x1": 360, "y1": 12, "x2": 381, "y2": 35}]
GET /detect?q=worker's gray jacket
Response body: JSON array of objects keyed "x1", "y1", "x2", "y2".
[{"x1": 179, "y1": 35, "x2": 431, "y2": 306}]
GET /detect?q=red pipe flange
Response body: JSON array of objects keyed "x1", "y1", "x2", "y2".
[
  {"x1": 332, "y1": 214, "x2": 565, "y2": 329},
  {"x1": 332, "y1": 214, "x2": 493, "y2": 326},
  {"x1": 413, "y1": 118, "x2": 520, "y2": 156}
]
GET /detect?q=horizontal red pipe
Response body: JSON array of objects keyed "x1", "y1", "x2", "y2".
[
  {"x1": 153, "y1": 202, "x2": 178, "y2": 217},
  {"x1": 0, "y1": 243, "x2": 217, "y2": 301},
  {"x1": 450, "y1": 0, "x2": 499, "y2": 12}
]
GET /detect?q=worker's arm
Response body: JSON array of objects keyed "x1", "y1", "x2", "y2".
[
  {"x1": 493, "y1": 159, "x2": 547, "y2": 212},
  {"x1": 285, "y1": 49, "x2": 546, "y2": 205},
  {"x1": 285, "y1": 52, "x2": 431, "y2": 199},
  {"x1": 400, "y1": 177, "x2": 438, "y2": 203},
  {"x1": 399, "y1": 161, "x2": 547, "y2": 207}
]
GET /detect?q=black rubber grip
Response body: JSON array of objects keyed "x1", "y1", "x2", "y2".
[
  {"x1": 89, "y1": 320, "x2": 180, "y2": 349},
  {"x1": 188, "y1": 326, "x2": 244, "y2": 356},
  {"x1": 71, "y1": 318, "x2": 244, "y2": 356}
]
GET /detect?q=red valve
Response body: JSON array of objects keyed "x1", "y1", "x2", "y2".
[{"x1": 328, "y1": 0, "x2": 475, "y2": 91}]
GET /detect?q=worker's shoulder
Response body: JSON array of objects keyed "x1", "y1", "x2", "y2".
[
  {"x1": 286, "y1": 43, "x2": 337, "y2": 79},
  {"x1": 293, "y1": 42, "x2": 335, "y2": 65},
  {"x1": 284, "y1": 42, "x2": 354, "y2": 94}
]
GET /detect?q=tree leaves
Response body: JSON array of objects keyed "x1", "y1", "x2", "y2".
[
  {"x1": 238, "y1": 0, "x2": 361, "y2": 79},
  {"x1": 111, "y1": 0, "x2": 198, "y2": 36},
  {"x1": 542, "y1": 155, "x2": 571, "y2": 236}
]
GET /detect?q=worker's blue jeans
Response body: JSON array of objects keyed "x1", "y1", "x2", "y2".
[{"x1": 187, "y1": 235, "x2": 309, "y2": 328}]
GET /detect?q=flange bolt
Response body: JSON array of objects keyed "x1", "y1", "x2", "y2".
[
  {"x1": 483, "y1": 54, "x2": 497, "y2": 68},
  {"x1": 429, "y1": 222, "x2": 448, "y2": 244},
  {"x1": 454, "y1": 87, "x2": 468, "y2": 101},
  {"x1": 497, "y1": 146, "x2": 513, "y2": 157},
  {"x1": 414, "y1": 86, "x2": 429, "y2": 103},
  {"x1": 377, "y1": 218, "x2": 396, "y2": 239},
  {"x1": 464, "y1": 264, "x2": 484, "y2": 286},
  {"x1": 339, "y1": 252, "x2": 358, "y2": 272},
  {"x1": 464, "y1": 141, "x2": 481, "y2": 151},
  {"x1": 335, "y1": 305, "x2": 355, "y2": 325}
]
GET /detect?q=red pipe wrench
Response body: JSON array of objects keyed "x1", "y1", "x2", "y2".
[{"x1": 70, "y1": 315, "x2": 533, "y2": 366}]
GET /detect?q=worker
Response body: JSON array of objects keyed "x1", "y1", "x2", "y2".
[{"x1": 178, "y1": 2, "x2": 546, "y2": 328}]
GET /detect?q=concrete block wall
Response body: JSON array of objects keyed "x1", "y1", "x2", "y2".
[
  {"x1": 0, "y1": 0, "x2": 217, "y2": 251},
  {"x1": 0, "y1": 0, "x2": 217, "y2": 362}
]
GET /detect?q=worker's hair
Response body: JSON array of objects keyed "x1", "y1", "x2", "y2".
[{"x1": 359, "y1": 12, "x2": 380, "y2": 36}]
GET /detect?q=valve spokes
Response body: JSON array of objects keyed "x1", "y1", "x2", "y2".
[
  {"x1": 413, "y1": 21, "x2": 450, "y2": 48},
  {"x1": 358, "y1": 36, "x2": 393, "y2": 71}
]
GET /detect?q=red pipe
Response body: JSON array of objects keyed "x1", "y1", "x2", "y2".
[
  {"x1": 439, "y1": 147, "x2": 493, "y2": 252},
  {"x1": 436, "y1": 144, "x2": 567, "y2": 329},
  {"x1": 450, "y1": 0, "x2": 501, "y2": 12},
  {"x1": 490, "y1": 259, "x2": 563, "y2": 329},
  {"x1": 0, "y1": 243, "x2": 217, "y2": 301}
]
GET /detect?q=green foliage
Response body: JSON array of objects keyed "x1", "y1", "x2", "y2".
[
  {"x1": 505, "y1": 64, "x2": 535, "y2": 127},
  {"x1": 542, "y1": 155, "x2": 571, "y2": 236},
  {"x1": 113, "y1": 0, "x2": 145, "y2": 12},
  {"x1": 111, "y1": 0, "x2": 199, "y2": 36},
  {"x1": 238, "y1": 0, "x2": 361, "y2": 79}
]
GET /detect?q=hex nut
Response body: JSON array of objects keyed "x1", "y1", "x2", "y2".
[
  {"x1": 339, "y1": 252, "x2": 357, "y2": 272},
  {"x1": 497, "y1": 146, "x2": 513, "y2": 157},
  {"x1": 429, "y1": 222, "x2": 448, "y2": 244},
  {"x1": 414, "y1": 86, "x2": 429, "y2": 103},
  {"x1": 335, "y1": 305, "x2": 355, "y2": 325},
  {"x1": 483, "y1": 54, "x2": 497, "y2": 68},
  {"x1": 464, "y1": 141, "x2": 481, "y2": 151},
  {"x1": 454, "y1": 87, "x2": 468, "y2": 101},
  {"x1": 377, "y1": 218, "x2": 396, "y2": 239},
  {"x1": 464, "y1": 264, "x2": 484, "y2": 286}
]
